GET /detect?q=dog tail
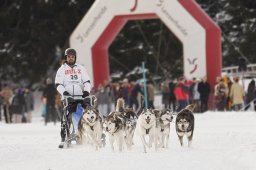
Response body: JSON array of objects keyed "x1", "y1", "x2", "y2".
[{"x1": 116, "y1": 98, "x2": 125, "y2": 112}]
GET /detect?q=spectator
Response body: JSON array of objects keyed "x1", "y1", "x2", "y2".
[
  {"x1": 127, "y1": 80, "x2": 135, "y2": 107},
  {"x1": 168, "y1": 79, "x2": 176, "y2": 111},
  {"x1": 225, "y1": 77, "x2": 233, "y2": 111},
  {"x1": 0, "y1": 91, "x2": 3, "y2": 121},
  {"x1": 11, "y1": 88, "x2": 26, "y2": 123},
  {"x1": 129, "y1": 82, "x2": 143, "y2": 111},
  {"x1": 43, "y1": 78, "x2": 57, "y2": 125},
  {"x1": 161, "y1": 79, "x2": 169, "y2": 108},
  {"x1": 114, "y1": 82, "x2": 123, "y2": 105},
  {"x1": 147, "y1": 80, "x2": 155, "y2": 109},
  {"x1": 198, "y1": 76, "x2": 211, "y2": 113},
  {"x1": 121, "y1": 78, "x2": 129, "y2": 105},
  {"x1": 246, "y1": 80, "x2": 256, "y2": 104},
  {"x1": 186, "y1": 79, "x2": 194, "y2": 104},
  {"x1": 41, "y1": 96, "x2": 47, "y2": 118},
  {"x1": 229, "y1": 77, "x2": 245, "y2": 111},
  {"x1": 96, "y1": 84, "x2": 109, "y2": 117},
  {"x1": 24, "y1": 88, "x2": 34, "y2": 123},
  {"x1": 1, "y1": 84, "x2": 13, "y2": 123},
  {"x1": 55, "y1": 93, "x2": 63, "y2": 121},
  {"x1": 174, "y1": 76, "x2": 189, "y2": 112},
  {"x1": 105, "y1": 84, "x2": 115, "y2": 114},
  {"x1": 190, "y1": 78, "x2": 201, "y2": 113},
  {"x1": 214, "y1": 78, "x2": 227, "y2": 111}
]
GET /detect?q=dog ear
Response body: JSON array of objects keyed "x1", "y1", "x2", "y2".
[
  {"x1": 152, "y1": 109, "x2": 161, "y2": 117},
  {"x1": 185, "y1": 104, "x2": 195, "y2": 112}
]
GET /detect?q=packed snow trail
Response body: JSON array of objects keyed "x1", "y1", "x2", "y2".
[{"x1": 0, "y1": 112, "x2": 256, "y2": 170}]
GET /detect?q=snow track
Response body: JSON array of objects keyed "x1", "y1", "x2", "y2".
[{"x1": 0, "y1": 112, "x2": 256, "y2": 170}]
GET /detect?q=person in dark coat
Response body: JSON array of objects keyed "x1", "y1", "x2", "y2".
[
  {"x1": 246, "y1": 80, "x2": 256, "y2": 104},
  {"x1": 129, "y1": 82, "x2": 143, "y2": 111},
  {"x1": 43, "y1": 78, "x2": 57, "y2": 125},
  {"x1": 198, "y1": 76, "x2": 211, "y2": 113},
  {"x1": 245, "y1": 80, "x2": 256, "y2": 111},
  {"x1": 24, "y1": 88, "x2": 34, "y2": 123},
  {"x1": 0, "y1": 90, "x2": 3, "y2": 121},
  {"x1": 161, "y1": 79, "x2": 169, "y2": 108},
  {"x1": 105, "y1": 84, "x2": 115, "y2": 114},
  {"x1": 168, "y1": 79, "x2": 176, "y2": 111},
  {"x1": 11, "y1": 88, "x2": 26, "y2": 123}
]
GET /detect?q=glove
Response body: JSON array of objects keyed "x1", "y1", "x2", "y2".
[
  {"x1": 82, "y1": 91, "x2": 89, "y2": 98},
  {"x1": 84, "y1": 98, "x2": 91, "y2": 106},
  {"x1": 63, "y1": 91, "x2": 70, "y2": 96}
]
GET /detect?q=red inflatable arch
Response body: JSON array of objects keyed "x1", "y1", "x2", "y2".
[{"x1": 70, "y1": 0, "x2": 221, "y2": 94}]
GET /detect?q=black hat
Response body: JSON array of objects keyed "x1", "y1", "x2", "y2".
[{"x1": 64, "y1": 48, "x2": 76, "y2": 58}]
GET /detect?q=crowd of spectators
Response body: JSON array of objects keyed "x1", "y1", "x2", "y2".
[
  {"x1": 214, "y1": 75, "x2": 256, "y2": 112},
  {"x1": 160, "y1": 75, "x2": 256, "y2": 113},
  {"x1": 160, "y1": 76, "x2": 211, "y2": 113},
  {"x1": 1, "y1": 75, "x2": 255, "y2": 124},
  {"x1": 0, "y1": 83, "x2": 34, "y2": 124}
]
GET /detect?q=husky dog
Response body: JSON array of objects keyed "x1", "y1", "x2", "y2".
[
  {"x1": 78, "y1": 105, "x2": 103, "y2": 150},
  {"x1": 136, "y1": 108, "x2": 157, "y2": 153},
  {"x1": 175, "y1": 105, "x2": 195, "y2": 147},
  {"x1": 103, "y1": 98, "x2": 126, "y2": 152},
  {"x1": 115, "y1": 98, "x2": 138, "y2": 149},
  {"x1": 103, "y1": 113, "x2": 125, "y2": 152},
  {"x1": 103, "y1": 98, "x2": 138, "y2": 151},
  {"x1": 121, "y1": 108, "x2": 137, "y2": 150},
  {"x1": 154, "y1": 109, "x2": 173, "y2": 148}
]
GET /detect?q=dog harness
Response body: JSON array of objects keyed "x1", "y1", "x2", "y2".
[
  {"x1": 90, "y1": 126, "x2": 94, "y2": 131},
  {"x1": 146, "y1": 127, "x2": 152, "y2": 134}
]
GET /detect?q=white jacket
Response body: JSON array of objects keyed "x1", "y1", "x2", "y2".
[{"x1": 55, "y1": 63, "x2": 91, "y2": 98}]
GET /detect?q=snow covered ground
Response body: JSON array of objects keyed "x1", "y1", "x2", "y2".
[
  {"x1": 1, "y1": 111, "x2": 256, "y2": 170},
  {"x1": 0, "y1": 94, "x2": 256, "y2": 170}
]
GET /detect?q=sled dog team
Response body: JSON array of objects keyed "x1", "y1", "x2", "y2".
[{"x1": 78, "y1": 98, "x2": 195, "y2": 153}]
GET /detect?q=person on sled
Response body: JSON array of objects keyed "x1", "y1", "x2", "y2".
[{"x1": 55, "y1": 48, "x2": 91, "y2": 148}]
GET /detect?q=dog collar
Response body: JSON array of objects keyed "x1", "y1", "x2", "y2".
[
  {"x1": 146, "y1": 127, "x2": 151, "y2": 134},
  {"x1": 90, "y1": 126, "x2": 94, "y2": 131}
]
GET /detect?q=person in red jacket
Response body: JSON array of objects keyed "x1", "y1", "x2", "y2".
[{"x1": 174, "y1": 76, "x2": 189, "y2": 112}]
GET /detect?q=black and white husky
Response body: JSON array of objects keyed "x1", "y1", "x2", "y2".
[
  {"x1": 154, "y1": 109, "x2": 173, "y2": 148},
  {"x1": 121, "y1": 107, "x2": 137, "y2": 150},
  {"x1": 175, "y1": 105, "x2": 195, "y2": 147},
  {"x1": 78, "y1": 105, "x2": 103, "y2": 150},
  {"x1": 103, "y1": 98, "x2": 126, "y2": 152},
  {"x1": 136, "y1": 108, "x2": 157, "y2": 153}
]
